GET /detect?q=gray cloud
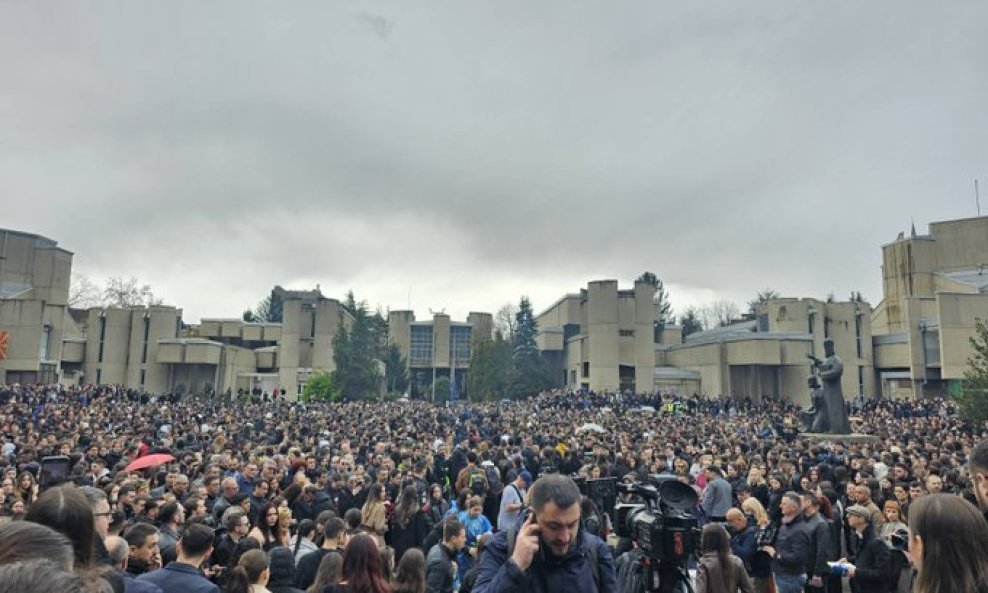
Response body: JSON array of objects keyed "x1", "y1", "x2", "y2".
[{"x1": 3, "y1": 1, "x2": 987, "y2": 321}]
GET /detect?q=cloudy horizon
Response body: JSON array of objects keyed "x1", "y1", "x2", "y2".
[{"x1": 3, "y1": 2, "x2": 987, "y2": 323}]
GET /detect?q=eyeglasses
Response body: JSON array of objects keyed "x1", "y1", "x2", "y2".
[{"x1": 94, "y1": 512, "x2": 113, "y2": 518}]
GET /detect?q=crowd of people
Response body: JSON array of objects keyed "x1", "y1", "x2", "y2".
[{"x1": 0, "y1": 382, "x2": 987, "y2": 593}]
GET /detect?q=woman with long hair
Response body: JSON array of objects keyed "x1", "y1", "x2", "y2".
[
  {"x1": 695, "y1": 523, "x2": 754, "y2": 593},
  {"x1": 309, "y1": 553, "x2": 342, "y2": 593},
  {"x1": 267, "y1": 546, "x2": 306, "y2": 593},
  {"x1": 250, "y1": 502, "x2": 285, "y2": 551},
  {"x1": 391, "y1": 549, "x2": 425, "y2": 593},
  {"x1": 16, "y1": 471, "x2": 38, "y2": 505},
  {"x1": 424, "y1": 484, "x2": 447, "y2": 530},
  {"x1": 24, "y1": 485, "x2": 95, "y2": 569},
  {"x1": 388, "y1": 486, "x2": 427, "y2": 564},
  {"x1": 292, "y1": 519, "x2": 319, "y2": 564},
  {"x1": 322, "y1": 533, "x2": 391, "y2": 593},
  {"x1": 908, "y1": 494, "x2": 988, "y2": 593},
  {"x1": 361, "y1": 485, "x2": 388, "y2": 549},
  {"x1": 226, "y1": 548, "x2": 272, "y2": 593}
]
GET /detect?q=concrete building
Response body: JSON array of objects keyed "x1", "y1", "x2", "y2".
[
  {"x1": 0, "y1": 229, "x2": 73, "y2": 385},
  {"x1": 75, "y1": 306, "x2": 183, "y2": 392},
  {"x1": 535, "y1": 280, "x2": 656, "y2": 393},
  {"x1": 871, "y1": 216, "x2": 988, "y2": 398},
  {"x1": 7, "y1": 215, "x2": 988, "y2": 402},
  {"x1": 189, "y1": 288, "x2": 353, "y2": 398},
  {"x1": 388, "y1": 310, "x2": 492, "y2": 399}
]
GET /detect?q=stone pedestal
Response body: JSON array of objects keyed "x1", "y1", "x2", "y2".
[{"x1": 798, "y1": 432, "x2": 881, "y2": 445}]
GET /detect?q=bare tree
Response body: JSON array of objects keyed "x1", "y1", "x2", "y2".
[
  {"x1": 701, "y1": 300, "x2": 740, "y2": 328},
  {"x1": 102, "y1": 276, "x2": 162, "y2": 307},
  {"x1": 68, "y1": 272, "x2": 102, "y2": 308},
  {"x1": 494, "y1": 302, "x2": 519, "y2": 341}
]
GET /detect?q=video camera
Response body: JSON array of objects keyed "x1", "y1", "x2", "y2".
[{"x1": 614, "y1": 476, "x2": 700, "y2": 563}]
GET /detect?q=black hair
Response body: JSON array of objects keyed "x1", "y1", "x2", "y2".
[
  {"x1": 529, "y1": 474, "x2": 581, "y2": 513},
  {"x1": 443, "y1": 518, "x2": 464, "y2": 542},
  {"x1": 179, "y1": 523, "x2": 214, "y2": 558}
]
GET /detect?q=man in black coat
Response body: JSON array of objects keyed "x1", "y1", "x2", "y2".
[
  {"x1": 136, "y1": 524, "x2": 220, "y2": 593},
  {"x1": 426, "y1": 518, "x2": 466, "y2": 593},
  {"x1": 841, "y1": 504, "x2": 889, "y2": 593}
]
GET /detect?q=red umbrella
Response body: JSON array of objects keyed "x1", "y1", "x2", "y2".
[{"x1": 124, "y1": 453, "x2": 175, "y2": 473}]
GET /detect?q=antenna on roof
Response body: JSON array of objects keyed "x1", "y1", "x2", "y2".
[
  {"x1": 910, "y1": 219, "x2": 917, "y2": 237},
  {"x1": 977, "y1": 178, "x2": 982, "y2": 217}
]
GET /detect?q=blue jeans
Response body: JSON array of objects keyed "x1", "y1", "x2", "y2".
[{"x1": 774, "y1": 573, "x2": 807, "y2": 593}]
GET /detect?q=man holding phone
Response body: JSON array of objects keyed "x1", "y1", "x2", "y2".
[{"x1": 473, "y1": 474, "x2": 616, "y2": 593}]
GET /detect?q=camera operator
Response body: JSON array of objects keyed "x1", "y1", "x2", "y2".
[
  {"x1": 472, "y1": 473, "x2": 616, "y2": 593},
  {"x1": 758, "y1": 492, "x2": 809, "y2": 593}
]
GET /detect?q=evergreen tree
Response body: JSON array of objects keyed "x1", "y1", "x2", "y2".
[
  {"x1": 680, "y1": 307, "x2": 704, "y2": 339},
  {"x1": 253, "y1": 287, "x2": 284, "y2": 322},
  {"x1": 383, "y1": 343, "x2": 409, "y2": 394},
  {"x1": 332, "y1": 302, "x2": 382, "y2": 400},
  {"x1": 509, "y1": 297, "x2": 551, "y2": 399},
  {"x1": 956, "y1": 318, "x2": 988, "y2": 425},
  {"x1": 637, "y1": 271, "x2": 673, "y2": 332},
  {"x1": 467, "y1": 335, "x2": 513, "y2": 401}
]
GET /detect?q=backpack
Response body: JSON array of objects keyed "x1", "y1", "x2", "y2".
[
  {"x1": 468, "y1": 468, "x2": 488, "y2": 496},
  {"x1": 505, "y1": 524, "x2": 601, "y2": 592},
  {"x1": 484, "y1": 465, "x2": 504, "y2": 496}
]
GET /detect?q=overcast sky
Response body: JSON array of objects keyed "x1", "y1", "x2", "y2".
[{"x1": 3, "y1": 2, "x2": 987, "y2": 323}]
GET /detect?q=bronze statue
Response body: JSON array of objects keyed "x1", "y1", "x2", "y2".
[{"x1": 801, "y1": 339, "x2": 852, "y2": 434}]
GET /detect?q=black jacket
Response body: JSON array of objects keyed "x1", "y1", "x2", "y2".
[
  {"x1": 804, "y1": 512, "x2": 833, "y2": 580},
  {"x1": 388, "y1": 510, "x2": 429, "y2": 565},
  {"x1": 296, "y1": 548, "x2": 341, "y2": 591},
  {"x1": 472, "y1": 528, "x2": 616, "y2": 593},
  {"x1": 848, "y1": 525, "x2": 889, "y2": 593},
  {"x1": 771, "y1": 514, "x2": 810, "y2": 576},
  {"x1": 425, "y1": 543, "x2": 456, "y2": 593},
  {"x1": 268, "y1": 547, "x2": 306, "y2": 593}
]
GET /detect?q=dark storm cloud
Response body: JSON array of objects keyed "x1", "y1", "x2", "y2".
[{"x1": 3, "y1": 1, "x2": 988, "y2": 320}]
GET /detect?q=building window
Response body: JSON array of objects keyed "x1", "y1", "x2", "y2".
[
  {"x1": 97, "y1": 315, "x2": 107, "y2": 363},
  {"x1": 582, "y1": 362, "x2": 590, "y2": 378},
  {"x1": 858, "y1": 365, "x2": 865, "y2": 395},
  {"x1": 141, "y1": 316, "x2": 150, "y2": 364},
  {"x1": 450, "y1": 326, "x2": 471, "y2": 363},
  {"x1": 855, "y1": 314, "x2": 863, "y2": 358},
  {"x1": 410, "y1": 326, "x2": 434, "y2": 365},
  {"x1": 39, "y1": 324, "x2": 52, "y2": 361},
  {"x1": 807, "y1": 312, "x2": 815, "y2": 335},
  {"x1": 95, "y1": 368, "x2": 102, "y2": 385},
  {"x1": 619, "y1": 329, "x2": 634, "y2": 337},
  {"x1": 140, "y1": 369, "x2": 146, "y2": 386}
]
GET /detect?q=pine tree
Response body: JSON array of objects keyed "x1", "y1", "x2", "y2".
[
  {"x1": 637, "y1": 271, "x2": 673, "y2": 330},
  {"x1": 332, "y1": 302, "x2": 382, "y2": 400},
  {"x1": 467, "y1": 335, "x2": 513, "y2": 401},
  {"x1": 509, "y1": 297, "x2": 552, "y2": 399},
  {"x1": 681, "y1": 307, "x2": 704, "y2": 339},
  {"x1": 956, "y1": 319, "x2": 988, "y2": 425}
]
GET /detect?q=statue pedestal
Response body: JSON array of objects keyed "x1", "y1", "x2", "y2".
[{"x1": 798, "y1": 432, "x2": 881, "y2": 445}]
